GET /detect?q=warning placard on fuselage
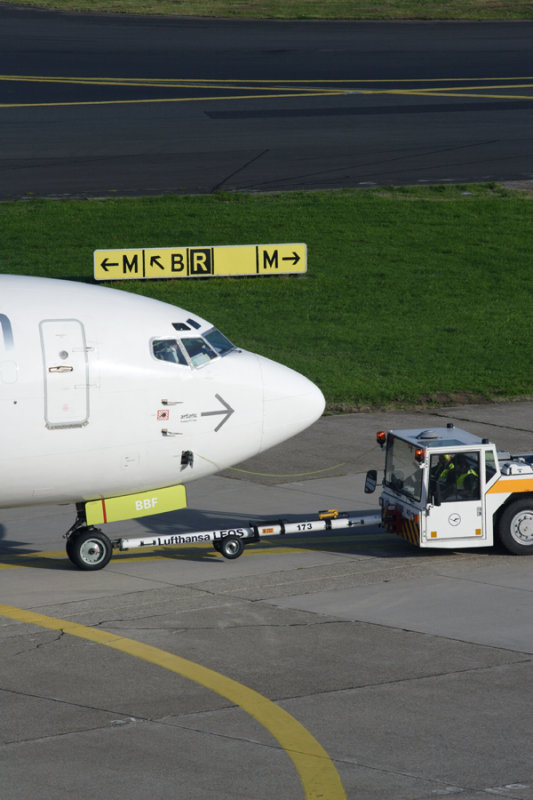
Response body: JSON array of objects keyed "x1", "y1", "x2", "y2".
[{"x1": 93, "y1": 243, "x2": 307, "y2": 280}]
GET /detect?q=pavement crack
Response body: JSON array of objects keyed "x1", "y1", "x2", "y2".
[
  {"x1": 431, "y1": 409, "x2": 533, "y2": 435},
  {"x1": 210, "y1": 148, "x2": 269, "y2": 192},
  {"x1": 12, "y1": 629, "x2": 64, "y2": 656},
  {"x1": 0, "y1": 685, "x2": 143, "y2": 719},
  {"x1": 99, "y1": 618, "x2": 344, "y2": 635},
  {"x1": 0, "y1": 687, "x2": 147, "y2": 746},
  {"x1": 328, "y1": 754, "x2": 529, "y2": 800},
  {"x1": 272, "y1": 657, "x2": 532, "y2": 702},
  {"x1": 434, "y1": 569, "x2": 533, "y2": 594}
]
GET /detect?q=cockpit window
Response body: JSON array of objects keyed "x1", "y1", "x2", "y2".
[
  {"x1": 181, "y1": 337, "x2": 217, "y2": 367},
  {"x1": 204, "y1": 328, "x2": 235, "y2": 356},
  {"x1": 153, "y1": 329, "x2": 234, "y2": 369},
  {"x1": 152, "y1": 339, "x2": 187, "y2": 366}
]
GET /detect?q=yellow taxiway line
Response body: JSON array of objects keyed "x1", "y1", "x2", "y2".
[
  {"x1": 0, "y1": 74, "x2": 531, "y2": 108},
  {"x1": 0, "y1": 602, "x2": 347, "y2": 800}
]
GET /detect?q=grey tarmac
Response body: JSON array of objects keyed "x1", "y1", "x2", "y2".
[{"x1": 1, "y1": 401, "x2": 533, "y2": 800}]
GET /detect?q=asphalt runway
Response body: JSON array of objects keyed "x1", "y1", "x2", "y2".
[
  {"x1": 0, "y1": 7, "x2": 532, "y2": 198},
  {"x1": 2, "y1": 401, "x2": 533, "y2": 799}
]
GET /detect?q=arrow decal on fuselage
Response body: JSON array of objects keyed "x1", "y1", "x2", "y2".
[{"x1": 201, "y1": 394, "x2": 235, "y2": 432}]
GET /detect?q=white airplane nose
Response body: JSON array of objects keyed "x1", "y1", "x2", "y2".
[{"x1": 258, "y1": 355, "x2": 325, "y2": 451}]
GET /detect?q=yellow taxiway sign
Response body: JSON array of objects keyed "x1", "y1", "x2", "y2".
[{"x1": 94, "y1": 243, "x2": 306, "y2": 280}]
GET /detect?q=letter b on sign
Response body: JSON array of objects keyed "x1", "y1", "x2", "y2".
[{"x1": 171, "y1": 253, "x2": 185, "y2": 272}]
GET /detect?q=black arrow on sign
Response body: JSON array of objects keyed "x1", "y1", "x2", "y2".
[
  {"x1": 282, "y1": 251, "x2": 300, "y2": 266},
  {"x1": 100, "y1": 258, "x2": 119, "y2": 271},
  {"x1": 201, "y1": 394, "x2": 235, "y2": 432},
  {"x1": 150, "y1": 255, "x2": 165, "y2": 270}
]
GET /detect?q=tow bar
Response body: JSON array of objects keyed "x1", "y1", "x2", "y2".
[{"x1": 66, "y1": 509, "x2": 382, "y2": 570}]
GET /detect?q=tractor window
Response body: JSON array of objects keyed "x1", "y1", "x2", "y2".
[
  {"x1": 430, "y1": 451, "x2": 480, "y2": 503},
  {"x1": 485, "y1": 450, "x2": 497, "y2": 483},
  {"x1": 152, "y1": 339, "x2": 187, "y2": 366},
  {"x1": 384, "y1": 437, "x2": 423, "y2": 502}
]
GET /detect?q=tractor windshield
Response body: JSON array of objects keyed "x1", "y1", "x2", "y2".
[{"x1": 384, "y1": 436, "x2": 423, "y2": 502}]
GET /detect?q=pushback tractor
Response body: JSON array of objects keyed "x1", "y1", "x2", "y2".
[
  {"x1": 365, "y1": 423, "x2": 533, "y2": 555},
  {"x1": 63, "y1": 422, "x2": 533, "y2": 570}
]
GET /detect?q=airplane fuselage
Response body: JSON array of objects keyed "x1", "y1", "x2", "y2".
[{"x1": 0, "y1": 275, "x2": 325, "y2": 508}]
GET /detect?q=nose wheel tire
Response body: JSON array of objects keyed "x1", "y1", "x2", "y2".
[
  {"x1": 217, "y1": 536, "x2": 244, "y2": 559},
  {"x1": 67, "y1": 528, "x2": 113, "y2": 570}
]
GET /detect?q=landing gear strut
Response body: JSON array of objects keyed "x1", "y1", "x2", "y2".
[{"x1": 65, "y1": 504, "x2": 113, "y2": 571}]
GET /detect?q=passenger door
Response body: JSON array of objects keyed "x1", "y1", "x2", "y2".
[{"x1": 40, "y1": 319, "x2": 89, "y2": 428}]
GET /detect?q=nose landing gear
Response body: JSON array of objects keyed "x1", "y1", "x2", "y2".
[
  {"x1": 66, "y1": 527, "x2": 113, "y2": 571},
  {"x1": 65, "y1": 504, "x2": 113, "y2": 571}
]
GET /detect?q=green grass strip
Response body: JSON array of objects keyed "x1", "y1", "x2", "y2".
[
  {"x1": 1, "y1": 0, "x2": 532, "y2": 20},
  {"x1": 1, "y1": 184, "x2": 532, "y2": 410}
]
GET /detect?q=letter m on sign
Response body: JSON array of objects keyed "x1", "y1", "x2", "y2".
[
  {"x1": 262, "y1": 249, "x2": 279, "y2": 270},
  {"x1": 123, "y1": 254, "x2": 139, "y2": 274}
]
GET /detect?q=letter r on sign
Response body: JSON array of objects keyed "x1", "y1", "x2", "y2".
[{"x1": 189, "y1": 248, "x2": 213, "y2": 275}]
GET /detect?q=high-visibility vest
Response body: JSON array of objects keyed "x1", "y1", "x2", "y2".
[
  {"x1": 457, "y1": 468, "x2": 478, "y2": 489},
  {"x1": 438, "y1": 462, "x2": 455, "y2": 481}
]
